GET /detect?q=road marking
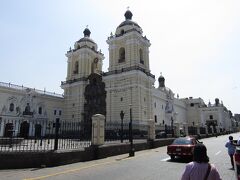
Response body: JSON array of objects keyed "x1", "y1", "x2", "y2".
[
  {"x1": 161, "y1": 157, "x2": 171, "y2": 161},
  {"x1": 215, "y1": 151, "x2": 221, "y2": 156},
  {"x1": 23, "y1": 149, "x2": 159, "y2": 180},
  {"x1": 23, "y1": 160, "x2": 117, "y2": 180},
  {"x1": 23, "y1": 155, "x2": 137, "y2": 180}
]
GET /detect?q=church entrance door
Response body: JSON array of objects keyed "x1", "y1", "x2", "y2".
[
  {"x1": 35, "y1": 124, "x2": 42, "y2": 138},
  {"x1": 20, "y1": 121, "x2": 30, "y2": 138},
  {"x1": 4, "y1": 123, "x2": 14, "y2": 137}
]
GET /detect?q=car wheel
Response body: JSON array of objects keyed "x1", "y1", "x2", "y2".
[{"x1": 170, "y1": 155, "x2": 175, "y2": 160}]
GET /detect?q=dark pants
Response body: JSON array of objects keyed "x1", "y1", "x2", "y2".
[{"x1": 230, "y1": 154, "x2": 234, "y2": 168}]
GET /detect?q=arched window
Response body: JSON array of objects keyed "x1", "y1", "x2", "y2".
[
  {"x1": 139, "y1": 49, "x2": 144, "y2": 64},
  {"x1": 119, "y1": 47, "x2": 125, "y2": 63},
  {"x1": 9, "y1": 103, "x2": 14, "y2": 112},
  {"x1": 38, "y1": 107, "x2": 42, "y2": 115},
  {"x1": 73, "y1": 61, "x2": 79, "y2": 74}
]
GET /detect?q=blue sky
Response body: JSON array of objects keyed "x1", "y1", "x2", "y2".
[{"x1": 0, "y1": 0, "x2": 239, "y2": 114}]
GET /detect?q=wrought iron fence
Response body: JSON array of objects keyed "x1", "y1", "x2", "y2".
[
  {"x1": 155, "y1": 124, "x2": 167, "y2": 138},
  {"x1": 132, "y1": 123, "x2": 148, "y2": 139},
  {"x1": 105, "y1": 122, "x2": 149, "y2": 143},
  {"x1": 0, "y1": 117, "x2": 172, "y2": 153},
  {"x1": 0, "y1": 118, "x2": 91, "y2": 153},
  {"x1": 188, "y1": 126, "x2": 197, "y2": 135},
  {"x1": 105, "y1": 121, "x2": 129, "y2": 142},
  {"x1": 200, "y1": 127, "x2": 206, "y2": 134}
]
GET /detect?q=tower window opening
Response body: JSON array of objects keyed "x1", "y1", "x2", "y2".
[
  {"x1": 155, "y1": 115, "x2": 157, "y2": 123},
  {"x1": 139, "y1": 49, "x2": 144, "y2": 64},
  {"x1": 210, "y1": 115, "x2": 213, "y2": 119},
  {"x1": 121, "y1": 29, "x2": 124, "y2": 35},
  {"x1": 73, "y1": 61, "x2": 79, "y2": 74},
  {"x1": 119, "y1": 47, "x2": 125, "y2": 63}
]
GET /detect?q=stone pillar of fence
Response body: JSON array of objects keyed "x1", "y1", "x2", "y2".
[
  {"x1": 196, "y1": 124, "x2": 200, "y2": 135},
  {"x1": 91, "y1": 114, "x2": 105, "y2": 146},
  {"x1": 148, "y1": 119, "x2": 155, "y2": 140},
  {"x1": 174, "y1": 123, "x2": 180, "y2": 137}
]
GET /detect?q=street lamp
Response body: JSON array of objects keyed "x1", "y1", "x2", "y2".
[
  {"x1": 120, "y1": 110, "x2": 124, "y2": 143},
  {"x1": 171, "y1": 117, "x2": 174, "y2": 137},
  {"x1": 129, "y1": 104, "x2": 134, "y2": 157}
]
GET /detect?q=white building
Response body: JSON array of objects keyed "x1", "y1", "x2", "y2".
[
  {"x1": 0, "y1": 10, "x2": 236, "y2": 138},
  {"x1": 0, "y1": 82, "x2": 63, "y2": 137}
]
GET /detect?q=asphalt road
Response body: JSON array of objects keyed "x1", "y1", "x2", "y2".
[{"x1": 0, "y1": 132, "x2": 239, "y2": 180}]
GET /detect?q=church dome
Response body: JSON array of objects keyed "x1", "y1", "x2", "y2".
[
  {"x1": 158, "y1": 74, "x2": 165, "y2": 88},
  {"x1": 83, "y1": 27, "x2": 91, "y2": 37},
  {"x1": 115, "y1": 10, "x2": 142, "y2": 36},
  {"x1": 77, "y1": 27, "x2": 96, "y2": 44},
  {"x1": 124, "y1": 10, "x2": 133, "y2": 20},
  {"x1": 73, "y1": 27, "x2": 97, "y2": 51}
]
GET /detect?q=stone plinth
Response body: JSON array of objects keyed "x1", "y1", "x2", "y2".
[{"x1": 91, "y1": 114, "x2": 105, "y2": 145}]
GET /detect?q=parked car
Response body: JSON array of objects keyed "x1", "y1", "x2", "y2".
[
  {"x1": 156, "y1": 131, "x2": 166, "y2": 138},
  {"x1": 234, "y1": 146, "x2": 240, "y2": 180},
  {"x1": 167, "y1": 136, "x2": 202, "y2": 160}
]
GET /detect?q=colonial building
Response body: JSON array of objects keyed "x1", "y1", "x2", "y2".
[
  {"x1": 0, "y1": 10, "x2": 237, "y2": 138},
  {"x1": 0, "y1": 82, "x2": 63, "y2": 137}
]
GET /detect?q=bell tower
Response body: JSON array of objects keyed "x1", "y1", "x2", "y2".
[
  {"x1": 61, "y1": 28, "x2": 104, "y2": 121},
  {"x1": 107, "y1": 10, "x2": 151, "y2": 72},
  {"x1": 104, "y1": 10, "x2": 155, "y2": 124},
  {"x1": 66, "y1": 27, "x2": 104, "y2": 81}
]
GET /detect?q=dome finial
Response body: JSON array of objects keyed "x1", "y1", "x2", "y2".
[
  {"x1": 83, "y1": 25, "x2": 91, "y2": 37},
  {"x1": 124, "y1": 7, "x2": 133, "y2": 20},
  {"x1": 158, "y1": 73, "x2": 165, "y2": 88}
]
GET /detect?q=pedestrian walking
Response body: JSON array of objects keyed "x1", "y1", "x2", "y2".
[
  {"x1": 225, "y1": 135, "x2": 236, "y2": 169},
  {"x1": 181, "y1": 143, "x2": 222, "y2": 180}
]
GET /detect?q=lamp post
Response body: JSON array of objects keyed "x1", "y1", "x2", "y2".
[
  {"x1": 171, "y1": 117, "x2": 174, "y2": 137},
  {"x1": 120, "y1": 110, "x2": 124, "y2": 143},
  {"x1": 129, "y1": 104, "x2": 134, "y2": 157}
]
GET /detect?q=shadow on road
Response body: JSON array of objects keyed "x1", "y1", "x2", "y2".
[{"x1": 167, "y1": 157, "x2": 192, "y2": 164}]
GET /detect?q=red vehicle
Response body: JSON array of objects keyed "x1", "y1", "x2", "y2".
[
  {"x1": 234, "y1": 146, "x2": 240, "y2": 180},
  {"x1": 167, "y1": 136, "x2": 201, "y2": 160}
]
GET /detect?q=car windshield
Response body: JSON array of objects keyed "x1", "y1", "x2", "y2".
[{"x1": 172, "y1": 138, "x2": 192, "y2": 145}]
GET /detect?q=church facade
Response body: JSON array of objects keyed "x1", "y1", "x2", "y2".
[{"x1": 0, "y1": 10, "x2": 236, "y2": 138}]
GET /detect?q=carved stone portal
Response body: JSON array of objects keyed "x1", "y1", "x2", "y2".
[{"x1": 83, "y1": 73, "x2": 106, "y2": 138}]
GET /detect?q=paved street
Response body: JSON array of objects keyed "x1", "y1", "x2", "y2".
[{"x1": 0, "y1": 133, "x2": 239, "y2": 180}]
